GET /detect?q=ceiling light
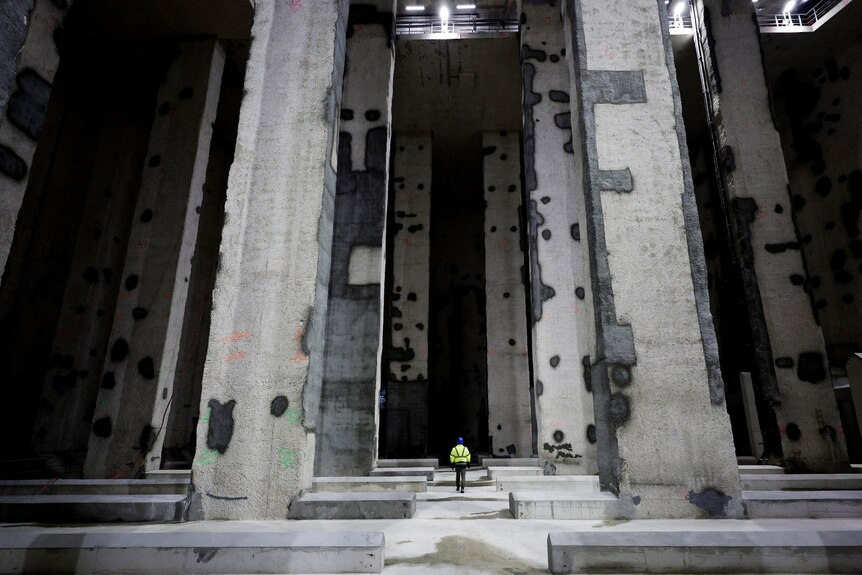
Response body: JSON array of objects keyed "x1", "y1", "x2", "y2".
[
  {"x1": 405, "y1": 5, "x2": 425, "y2": 11},
  {"x1": 440, "y1": 5, "x2": 450, "y2": 19},
  {"x1": 783, "y1": 0, "x2": 795, "y2": 11},
  {"x1": 673, "y1": 2, "x2": 686, "y2": 16},
  {"x1": 456, "y1": 3, "x2": 476, "y2": 8}
]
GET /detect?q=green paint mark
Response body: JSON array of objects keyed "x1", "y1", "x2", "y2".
[
  {"x1": 199, "y1": 407, "x2": 212, "y2": 423},
  {"x1": 284, "y1": 409, "x2": 302, "y2": 425},
  {"x1": 194, "y1": 448, "x2": 218, "y2": 466},
  {"x1": 277, "y1": 448, "x2": 298, "y2": 469}
]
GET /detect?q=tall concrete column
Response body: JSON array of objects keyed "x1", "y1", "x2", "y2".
[
  {"x1": 0, "y1": 0, "x2": 71, "y2": 281},
  {"x1": 386, "y1": 133, "x2": 432, "y2": 456},
  {"x1": 84, "y1": 41, "x2": 225, "y2": 478},
  {"x1": 483, "y1": 130, "x2": 532, "y2": 458},
  {"x1": 315, "y1": 0, "x2": 395, "y2": 477},
  {"x1": 697, "y1": 0, "x2": 848, "y2": 472},
  {"x1": 521, "y1": 0, "x2": 596, "y2": 475},
  {"x1": 563, "y1": 0, "x2": 741, "y2": 517},
  {"x1": 192, "y1": 0, "x2": 348, "y2": 520}
]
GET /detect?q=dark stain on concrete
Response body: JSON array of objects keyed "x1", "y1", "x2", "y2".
[
  {"x1": 0, "y1": 143, "x2": 27, "y2": 180},
  {"x1": 206, "y1": 399, "x2": 236, "y2": 454},
  {"x1": 271, "y1": 395, "x2": 289, "y2": 417},
  {"x1": 6, "y1": 68, "x2": 51, "y2": 140},
  {"x1": 92, "y1": 417, "x2": 112, "y2": 437},
  {"x1": 688, "y1": 487, "x2": 731, "y2": 517}
]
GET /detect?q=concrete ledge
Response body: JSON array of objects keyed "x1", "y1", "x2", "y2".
[
  {"x1": 313, "y1": 477, "x2": 426, "y2": 493},
  {"x1": 376, "y1": 459, "x2": 438, "y2": 468},
  {"x1": 736, "y1": 455, "x2": 758, "y2": 465},
  {"x1": 738, "y1": 464, "x2": 784, "y2": 475},
  {"x1": 547, "y1": 530, "x2": 862, "y2": 573},
  {"x1": 497, "y1": 476, "x2": 599, "y2": 493},
  {"x1": 743, "y1": 490, "x2": 862, "y2": 518},
  {"x1": 852, "y1": 464, "x2": 861, "y2": 474},
  {"x1": 486, "y1": 467, "x2": 542, "y2": 480},
  {"x1": 509, "y1": 491, "x2": 618, "y2": 520},
  {"x1": 144, "y1": 469, "x2": 191, "y2": 480},
  {"x1": 290, "y1": 492, "x2": 415, "y2": 520},
  {"x1": 370, "y1": 467, "x2": 434, "y2": 480},
  {"x1": 0, "y1": 494, "x2": 186, "y2": 523},
  {"x1": 740, "y1": 474, "x2": 862, "y2": 491},
  {"x1": 483, "y1": 458, "x2": 539, "y2": 467},
  {"x1": 0, "y1": 479, "x2": 190, "y2": 496},
  {"x1": 0, "y1": 530, "x2": 384, "y2": 574}
]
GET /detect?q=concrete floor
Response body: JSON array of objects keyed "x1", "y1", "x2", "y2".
[{"x1": 4, "y1": 469, "x2": 862, "y2": 574}]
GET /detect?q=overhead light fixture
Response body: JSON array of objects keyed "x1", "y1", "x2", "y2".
[
  {"x1": 673, "y1": 2, "x2": 686, "y2": 16},
  {"x1": 440, "y1": 5, "x2": 450, "y2": 20},
  {"x1": 456, "y1": 3, "x2": 476, "y2": 8},
  {"x1": 405, "y1": 5, "x2": 425, "y2": 11},
  {"x1": 783, "y1": 0, "x2": 795, "y2": 11}
]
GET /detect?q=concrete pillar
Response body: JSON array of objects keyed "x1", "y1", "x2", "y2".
[
  {"x1": 562, "y1": 0, "x2": 741, "y2": 517},
  {"x1": 697, "y1": 0, "x2": 848, "y2": 472},
  {"x1": 386, "y1": 133, "x2": 432, "y2": 456},
  {"x1": 845, "y1": 355, "x2": 862, "y2": 445},
  {"x1": 521, "y1": 0, "x2": 596, "y2": 475},
  {"x1": 30, "y1": 93, "x2": 152, "y2": 454},
  {"x1": 483, "y1": 130, "x2": 532, "y2": 458},
  {"x1": 739, "y1": 372, "x2": 765, "y2": 459},
  {"x1": 0, "y1": 0, "x2": 71, "y2": 281},
  {"x1": 191, "y1": 0, "x2": 348, "y2": 520},
  {"x1": 84, "y1": 41, "x2": 225, "y2": 478},
  {"x1": 315, "y1": 0, "x2": 395, "y2": 477}
]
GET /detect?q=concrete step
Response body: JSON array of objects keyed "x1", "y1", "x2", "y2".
[
  {"x1": 312, "y1": 477, "x2": 426, "y2": 493},
  {"x1": 369, "y1": 467, "x2": 434, "y2": 480},
  {"x1": 482, "y1": 457, "x2": 539, "y2": 467},
  {"x1": 290, "y1": 492, "x2": 415, "y2": 520},
  {"x1": 547, "y1": 530, "x2": 862, "y2": 574},
  {"x1": 509, "y1": 491, "x2": 619, "y2": 520},
  {"x1": 736, "y1": 455, "x2": 758, "y2": 465},
  {"x1": 738, "y1": 464, "x2": 784, "y2": 475},
  {"x1": 0, "y1": 478, "x2": 190, "y2": 496},
  {"x1": 497, "y1": 475, "x2": 600, "y2": 493},
  {"x1": 740, "y1": 473, "x2": 862, "y2": 491},
  {"x1": 852, "y1": 463, "x2": 861, "y2": 474},
  {"x1": 144, "y1": 469, "x2": 191, "y2": 480},
  {"x1": 0, "y1": 530, "x2": 384, "y2": 573},
  {"x1": 486, "y1": 466, "x2": 542, "y2": 480},
  {"x1": 743, "y1": 490, "x2": 862, "y2": 518},
  {"x1": 0, "y1": 494, "x2": 187, "y2": 523},
  {"x1": 376, "y1": 458, "x2": 438, "y2": 468}
]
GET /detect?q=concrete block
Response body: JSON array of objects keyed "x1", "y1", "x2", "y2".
[
  {"x1": 547, "y1": 530, "x2": 862, "y2": 573},
  {"x1": 312, "y1": 477, "x2": 426, "y2": 493},
  {"x1": 0, "y1": 530, "x2": 384, "y2": 574},
  {"x1": 0, "y1": 479, "x2": 189, "y2": 496},
  {"x1": 144, "y1": 469, "x2": 191, "y2": 480},
  {"x1": 0, "y1": 494, "x2": 186, "y2": 523},
  {"x1": 290, "y1": 492, "x2": 415, "y2": 520},
  {"x1": 740, "y1": 473, "x2": 862, "y2": 491},
  {"x1": 743, "y1": 490, "x2": 862, "y2": 518},
  {"x1": 486, "y1": 466, "x2": 543, "y2": 480},
  {"x1": 482, "y1": 458, "x2": 539, "y2": 467},
  {"x1": 497, "y1": 475, "x2": 600, "y2": 493},
  {"x1": 509, "y1": 491, "x2": 619, "y2": 520},
  {"x1": 736, "y1": 455, "x2": 758, "y2": 465},
  {"x1": 739, "y1": 464, "x2": 784, "y2": 475},
  {"x1": 376, "y1": 459, "x2": 438, "y2": 468},
  {"x1": 852, "y1": 464, "x2": 862, "y2": 474},
  {"x1": 370, "y1": 467, "x2": 434, "y2": 480}
]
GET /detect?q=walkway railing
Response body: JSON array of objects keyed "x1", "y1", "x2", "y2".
[
  {"x1": 395, "y1": 12, "x2": 518, "y2": 36},
  {"x1": 756, "y1": 0, "x2": 852, "y2": 32}
]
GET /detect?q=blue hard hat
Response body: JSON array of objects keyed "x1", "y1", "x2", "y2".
[{"x1": 457, "y1": 437, "x2": 464, "y2": 444}]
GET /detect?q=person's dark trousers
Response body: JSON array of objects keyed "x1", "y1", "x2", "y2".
[{"x1": 454, "y1": 463, "x2": 467, "y2": 491}]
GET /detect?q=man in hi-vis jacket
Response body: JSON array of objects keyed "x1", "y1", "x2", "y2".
[{"x1": 449, "y1": 437, "x2": 471, "y2": 493}]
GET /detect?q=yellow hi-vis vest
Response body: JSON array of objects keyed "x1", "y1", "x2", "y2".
[{"x1": 450, "y1": 444, "x2": 471, "y2": 464}]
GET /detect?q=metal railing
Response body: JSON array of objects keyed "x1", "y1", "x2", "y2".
[
  {"x1": 756, "y1": 0, "x2": 853, "y2": 31},
  {"x1": 395, "y1": 12, "x2": 518, "y2": 36}
]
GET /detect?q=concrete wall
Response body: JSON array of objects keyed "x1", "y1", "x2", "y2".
[
  {"x1": 521, "y1": 0, "x2": 596, "y2": 475},
  {"x1": 562, "y1": 0, "x2": 741, "y2": 517},
  {"x1": 315, "y1": 0, "x2": 395, "y2": 477},
  {"x1": 483, "y1": 130, "x2": 532, "y2": 458},
  {"x1": 0, "y1": 0, "x2": 70, "y2": 282},
  {"x1": 0, "y1": 0, "x2": 35, "y2": 119},
  {"x1": 699, "y1": 0, "x2": 848, "y2": 472},
  {"x1": 192, "y1": 0, "x2": 349, "y2": 520},
  {"x1": 385, "y1": 133, "x2": 431, "y2": 456},
  {"x1": 85, "y1": 41, "x2": 225, "y2": 478}
]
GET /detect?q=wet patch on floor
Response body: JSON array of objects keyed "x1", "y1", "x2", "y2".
[{"x1": 386, "y1": 535, "x2": 545, "y2": 573}]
